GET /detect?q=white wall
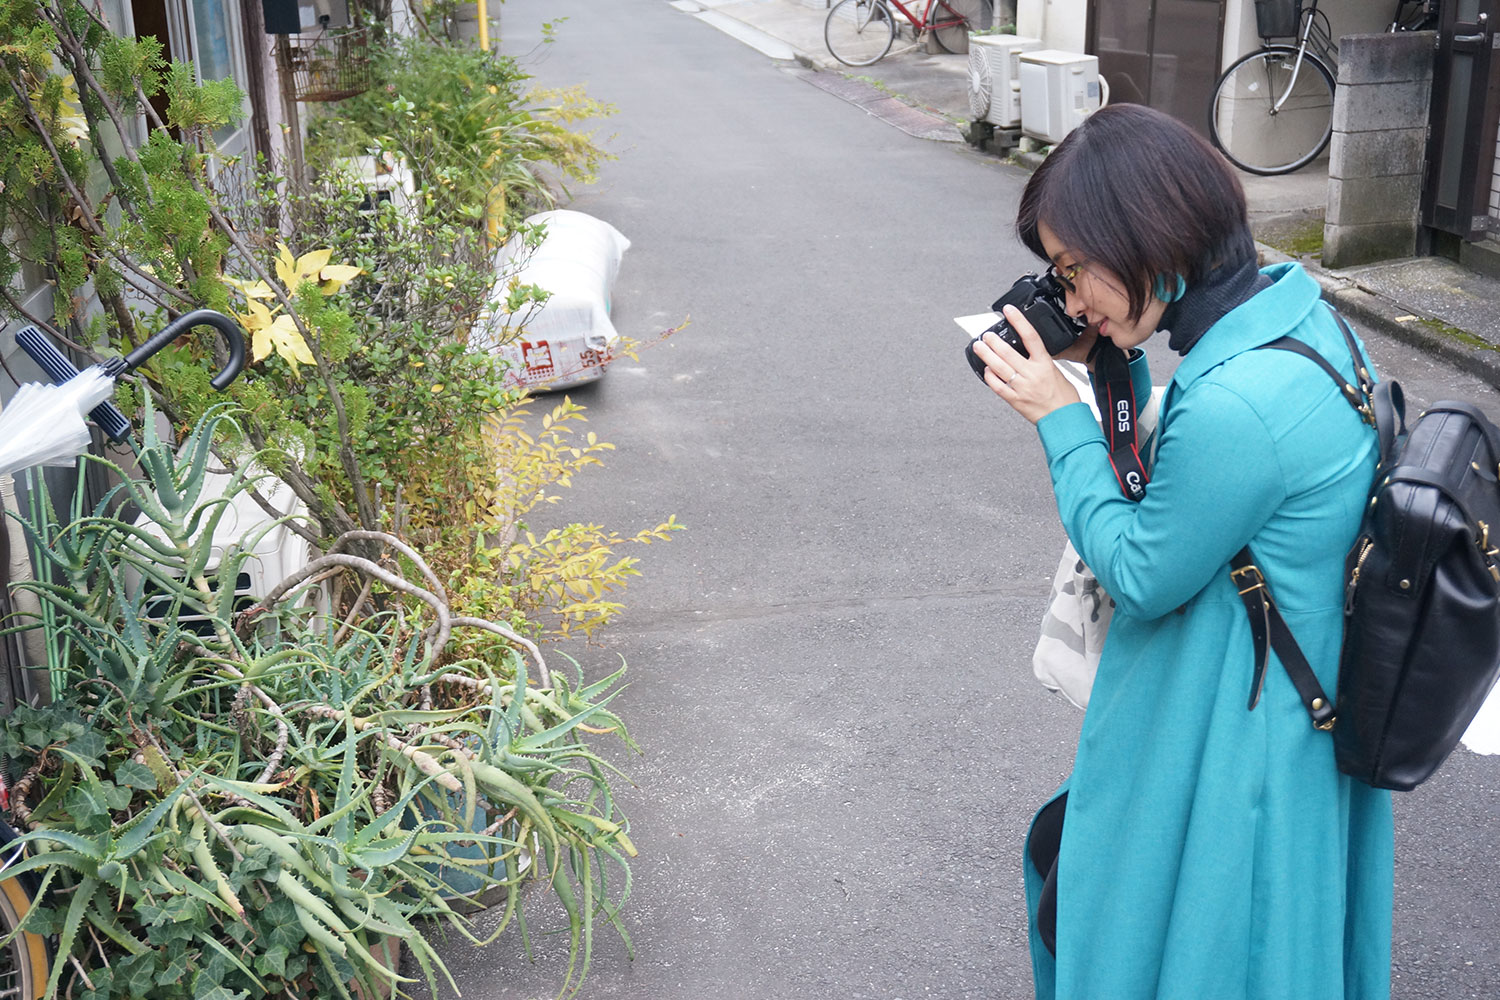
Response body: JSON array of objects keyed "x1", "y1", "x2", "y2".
[
  {"x1": 1017, "y1": 0, "x2": 1087, "y2": 55},
  {"x1": 1222, "y1": 0, "x2": 1400, "y2": 71}
]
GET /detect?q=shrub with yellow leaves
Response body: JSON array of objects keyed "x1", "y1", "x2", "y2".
[{"x1": 223, "y1": 244, "x2": 361, "y2": 372}]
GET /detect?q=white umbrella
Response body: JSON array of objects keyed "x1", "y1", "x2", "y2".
[
  {"x1": 0, "y1": 367, "x2": 116, "y2": 477},
  {"x1": 0, "y1": 309, "x2": 248, "y2": 479}
]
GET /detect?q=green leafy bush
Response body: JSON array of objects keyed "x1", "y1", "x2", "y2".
[
  {"x1": 1, "y1": 409, "x2": 637, "y2": 998},
  {"x1": 306, "y1": 35, "x2": 613, "y2": 234}
]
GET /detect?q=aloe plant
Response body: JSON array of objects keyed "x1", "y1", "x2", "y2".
[{"x1": 0, "y1": 406, "x2": 636, "y2": 999}]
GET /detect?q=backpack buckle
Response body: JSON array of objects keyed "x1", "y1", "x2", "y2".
[
  {"x1": 1480, "y1": 521, "x2": 1500, "y2": 582},
  {"x1": 1232, "y1": 563, "x2": 1266, "y2": 595}
]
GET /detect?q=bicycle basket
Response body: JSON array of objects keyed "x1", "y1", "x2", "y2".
[{"x1": 1254, "y1": 0, "x2": 1301, "y2": 38}]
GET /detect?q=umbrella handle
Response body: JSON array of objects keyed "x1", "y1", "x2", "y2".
[
  {"x1": 103, "y1": 309, "x2": 247, "y2": 391},
  {"x1": 14, "y1": 326, "x2": 133, "y2": 442}
]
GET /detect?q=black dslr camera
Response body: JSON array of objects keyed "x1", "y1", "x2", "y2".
[{"x1": 964, "y1": 271, "x2": 1087, "y2": 380}]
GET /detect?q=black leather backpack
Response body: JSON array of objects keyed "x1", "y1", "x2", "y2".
[{"x1": 1235, "y1": 310, "x2": 1500, "y2": 790}]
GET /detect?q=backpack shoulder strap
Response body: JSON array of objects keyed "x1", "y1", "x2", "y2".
[
  {"x1": 1231, "y1": 547, "x2": 1337, "y2": 729},
  {"x1": 1258, "y1": 335, "x2": 1373, "y2": 424},
  {"x1": 1257, "y1": 309, "x2": 1406, "y2": 462}
]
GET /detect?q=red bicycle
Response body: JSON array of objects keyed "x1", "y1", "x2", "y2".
[{"x1": 824, "y1": 0, "x2": 975, "y2": 67}]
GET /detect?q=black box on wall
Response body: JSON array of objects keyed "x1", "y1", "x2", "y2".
[{"x1": 263, "y1": 0, "x2": 301, "y2": 34}]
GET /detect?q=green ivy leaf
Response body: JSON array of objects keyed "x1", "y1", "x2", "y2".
[
  {"x1": 68, "y1": 728, "x2": 107, "y2": 767},
  {"x1": 115, "y1": 759, "x2": 159, "y2": 791},
  {"x1": 194, "y1": 948, "x2": 233, "y2": 994},
  {"x1": 193, "y1": 988, "x2": 248, "y2": 1000},
  {"x1": 61, "y1": 784, "x2": 110, "y2": 834},
  {"x1": 118, "y1": 951, "x2": 159, "y2": 997},
  {"x1": 100, "y1": 779, "x2": 133, "y2": 810},
  {"x1": 254, "y1": 943, "x2": 290, "y2": 979},
  {"x1": 160, "y1": 894, "x2": 205, "y2": 924},
  {"x1": 156, "y1": 949, "x2": 192, "y2": 985},
  {"x1": 267, "y1": 909, "x2": 304, "y2": 953}
]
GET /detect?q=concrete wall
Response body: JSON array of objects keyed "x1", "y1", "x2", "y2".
[
  {"x1": 1322, "y1": 32, "x2": 1435, "y2": 269},
  {"x1": 1017, "y1": 0, "x2": 1085, "y2": 54}
]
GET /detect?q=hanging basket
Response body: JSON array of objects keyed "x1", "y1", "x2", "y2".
[{"x1": 288, "y1": 28, "x2": 372, "y2": 102}]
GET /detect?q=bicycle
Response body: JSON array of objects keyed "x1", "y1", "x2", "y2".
[
  {"x1": 0, "y1": 816, "x2": 47, "y2": 1000},
  {"x1": 824, "y1": 0, "x2": 974, "y2": 68},
  {"x1": 1208, "y1": 0, "x2": 1339, "y2": 175},
  {"x1": 1389, "y1": 0, "x2": 1440, "y2": 31}
]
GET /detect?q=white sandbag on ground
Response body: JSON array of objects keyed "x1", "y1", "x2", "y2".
[{"x1": 474, "y1": 210, "x2": 631, "y2": 391}]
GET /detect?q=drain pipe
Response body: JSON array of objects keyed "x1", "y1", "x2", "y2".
[
  {"x1": 478, "y1": 0, "x2": 489, "y2": 51},
  {"x1": 0, "y1": 472, "x2": 44, "y2": 693}
]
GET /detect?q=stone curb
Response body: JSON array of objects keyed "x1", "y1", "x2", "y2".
[{"x1": 1257, "y1": 244, "x2": 1500, "y2": 392}]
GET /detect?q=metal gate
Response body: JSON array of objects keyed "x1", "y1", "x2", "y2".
[{"x1": 1422, "y1": 0, "x2": 1500, "y2": 239}]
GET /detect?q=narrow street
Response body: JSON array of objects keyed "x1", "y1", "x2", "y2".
[{"x1": 426, "y1": 1, "x2": 1500, "y2": 996}]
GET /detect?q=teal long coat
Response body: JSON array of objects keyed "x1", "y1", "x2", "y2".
[{"x1": 1024, "y1": 263, "x2": 1394, "y2": 1000}]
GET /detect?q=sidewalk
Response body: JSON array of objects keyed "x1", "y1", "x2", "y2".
[{"x1": 685, "y1": 0, "x2": 1500, "y2": 389}]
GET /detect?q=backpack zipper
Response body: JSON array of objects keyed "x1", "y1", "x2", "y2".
[{"x1": 1346, "y1": 538, "x2": 1374, "y2": 615}]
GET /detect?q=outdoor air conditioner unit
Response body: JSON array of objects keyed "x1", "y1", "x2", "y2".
[
  {"x1": 1019, "y1": 49, "x2": 1104, "y2": 144},
  {"x1": 968, "y1": 34, "x2": 1042, "y2": 127},
  {"x1": 126, "y1": 465, "x2": 323, "y2": 638},
  {"x1": 330, "y1": 153, "x2": 417, "y2": 221}
]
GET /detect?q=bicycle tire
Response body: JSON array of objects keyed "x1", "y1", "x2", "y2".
[
  {"x1": 924, "y1": 0, "x2": 984, "y2": 53},
  {"x1": 1209, "y1": 45, "x2": 1335, "y2": 175},
  {"x1": 825, "y1": 0, "x2": 895, "y2": 67},
  {"x1": 927, "y1": 0, "x2": 972, "y2": 53},
  {"x1": 0, "y1": 821, "x2": 47, "y2": 1000}
]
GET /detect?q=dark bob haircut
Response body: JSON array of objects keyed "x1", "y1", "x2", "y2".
[{"x1": 1016, "y1": 103, "x2": 1249, "y2": 323}]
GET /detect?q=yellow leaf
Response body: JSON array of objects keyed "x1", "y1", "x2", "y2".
[
  {"x1": 267, "y1": 315, "x2": 315, "y2": 373},
  {"x1": 223, "y1": 275, "x2": 275, "y2": 299},
  {"x1": 317, "y1": 264, "x2": 362, "y2": 296},
  {"x1": 251, "y1": 327, "x2": 273, "y2": 363},
  {"x1": 245, "y1": 299, "x2": 274, "y2": 327},
  {"x1": 295, "y1": 248, "x2": 333, "y2": 278},
  {"x1": 274, "y1": 243, "x2": 297, "y2": 287},
  {"x1": 431, "y1": 383, "x2": 445, "y2": 393}
]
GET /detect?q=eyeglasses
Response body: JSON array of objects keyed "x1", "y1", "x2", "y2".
[
  {"x1": 1049, "y1": 261, "x2": 1086, "y2": 293},
  {"x1": 1049, "y1": 259, "x2": 1129, "y2": 299}
]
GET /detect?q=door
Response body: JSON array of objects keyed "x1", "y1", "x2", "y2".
[
  {"x1": 1422, "y1": 0, "x2": 1500, "y2": 239},
  {"x1": 1087, "y1": 0, "x2": 1225, "y2": 136}
]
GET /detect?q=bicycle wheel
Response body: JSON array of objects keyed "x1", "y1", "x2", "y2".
[
  {"x1": 825, "y1": 0, "x2": 895, "y2": 67},
  {"x1": 0, "y1": 822, "x2": 46, "y2": 1000},
  {"x1": 1209, "y1": 46, "x2": 1335, "y2": 175},
  {"x1": 927, "y1": 0, "x2": 975, "y2": 53}
]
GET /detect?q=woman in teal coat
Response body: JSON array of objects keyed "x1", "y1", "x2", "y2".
[{"x1": 970, "y1": 104, "x2": 1394, "y2": 999}]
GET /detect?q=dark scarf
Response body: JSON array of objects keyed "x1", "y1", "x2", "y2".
[{"x1": 1162, "y1": 228, "x2": 1272, "y2": 356}]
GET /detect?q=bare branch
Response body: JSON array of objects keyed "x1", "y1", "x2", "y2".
[
  {"x1": 214, "y1": 659, "x2": 293, "y2": 785},
  {"x1": 451, "y1": 616, "x2": 550, "y2": 689},
  {"x1": 303, "y1": 704, "x2": 463, "y2": 793}
]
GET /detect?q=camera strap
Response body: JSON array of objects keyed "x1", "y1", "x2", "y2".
[{"x1": 1090, "y1": 340, "x2": 1149, "y2": 502}]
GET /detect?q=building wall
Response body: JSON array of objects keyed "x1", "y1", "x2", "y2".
[{"x1": 1017, "y1": 0, "x2": 1087, "y2": 54}]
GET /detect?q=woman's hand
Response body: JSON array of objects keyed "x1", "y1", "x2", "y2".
[{"x1": 972, "y1": 304, "x2": 1085, "y2": 424}]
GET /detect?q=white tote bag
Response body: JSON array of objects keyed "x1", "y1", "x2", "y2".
[{"x1": 1032, "y1": 362, "x2": 1161, "y2": 709}]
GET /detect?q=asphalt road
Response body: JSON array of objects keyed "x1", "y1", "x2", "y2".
[{"x1": 423, "y1": 2, "x2": 1500, "y2": 997}]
